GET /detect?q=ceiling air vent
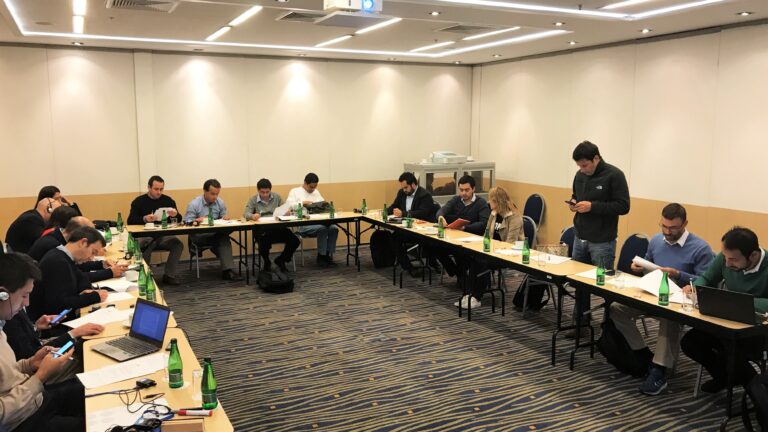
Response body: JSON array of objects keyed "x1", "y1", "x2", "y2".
[
  {"x1": 276, "y1": 10, "x2": 329, "y2": 23},
  {"x1": 436, "y1": 24, "x2": 503, "y2": 35},
  {"x1": 106, "y1": 0, "x2": 180, "y2": 13}
]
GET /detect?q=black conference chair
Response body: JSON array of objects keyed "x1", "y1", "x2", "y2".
[
  {"x1": 616, "y1": 233, "x2": 650, "y2": 274},
  {"x1": 560, "y1": 225, "x2": 575, "y2": 258},
  {"x1": 523, "y1": 193, "x2": 545, "y2": 228},
  {"x1": 522, "y1": 216, "x2": 538, "y2": 249}
]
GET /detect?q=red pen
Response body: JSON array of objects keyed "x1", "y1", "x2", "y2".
[{"x1": 173, "y1": 409, "x2": 212, "y2": 416}]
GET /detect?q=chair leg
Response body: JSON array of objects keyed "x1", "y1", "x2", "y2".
[
  {"x1": 693, "y1": 364, "x2": 704, "y2": 399},
  {"x1": 641, "y1": 317, "x2": 649, "y2": 337}
]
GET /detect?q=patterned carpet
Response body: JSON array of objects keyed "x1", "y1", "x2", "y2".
[{"x1": 157, "y1": 251, "x2": 747, "y2": 432}]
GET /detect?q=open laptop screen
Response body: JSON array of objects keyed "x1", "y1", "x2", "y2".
[{"x1": 130, "y1": 298, "x2": 171, "y2": 344}]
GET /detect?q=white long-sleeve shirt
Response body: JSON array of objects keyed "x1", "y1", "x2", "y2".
[{"x1": 286, "y1": 187, "x2": 324, "y2": 207}]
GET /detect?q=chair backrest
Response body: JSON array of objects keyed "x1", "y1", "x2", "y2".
[
  {"x1": 522, "y1": 216, "x2": 538, "y2": 249},
  {"x1": 523, "y1": 194, "x2": 545, "y2": 227},
  {"x1": 616, "y1": 233, "x2": 650, "y2": 274},
  {"x1": 559, "y1": 225, "x2": 575, "y2": 258},
  {"x1": 428, "y1": 201, "x2": 441, "y2": 223}
]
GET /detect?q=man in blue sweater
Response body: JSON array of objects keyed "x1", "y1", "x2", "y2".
[
  {"x1": 430, "y1": 175, "x2": 490, "y2": 278},
  {"x1": 610, "y1": 203, "x2": 714, "y2": 395}
]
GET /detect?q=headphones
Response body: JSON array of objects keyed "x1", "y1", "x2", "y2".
[
  {"x1": 0, "y1": 289, "x2": 8, "y2": 302},
  {"x1": 46, "y1": 198, "x2": 54, "y2": 214}
]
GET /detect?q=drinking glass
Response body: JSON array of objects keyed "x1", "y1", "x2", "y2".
[
  {"x1": 613, "y1": 270, "x2": 625, "y2": 289},
  {"x1": 537, "y1": 251, "x2": 548, "y2": 267},
  {"x1": 192, "y1": 369, "x2": 203, "y2": 400}
]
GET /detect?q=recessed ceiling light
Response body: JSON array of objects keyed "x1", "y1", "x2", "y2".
[
  {"x1": 737, "y1": 11, "x2": 753, "y2": 16},
  {"x1": 640, "y1": 28, "x2": 652, "y2": 34},
  {"x1": 275, "y1": 0, "x2": 289, "y2": 2},
  {"x1": 387, "y1": 57, "x2": 397, "y2": 61},
  {"x1": 454, "y1": 61, "x2": 462, "y2": 64},
  {"x1": 205, "y1": 26, "x2": 231, "y2": 42},
  {"x1": 601, "y1": 0, "x2": 652, "y2": 10},
  {"x1": 569, "y1": 40, "x2": 578, "y2": 45},
  {"x1": 315, "y1": 34, "x2": 353, "y2": 48},
  {"x1": 492, "y1": 54, "x2": 501, "y2": 58},
  {"x1": 298, "y1": 53, "x2": 307, "y2": 56},
  {"x1": 71, "y1": 41, "x2": 84, "y2": 46},
  {"x1": 228, "y1": 6, "x2": 263, "y2": 27},
  {"x1": 429, "y1": 11, "x2": 441, "y2": 16},
  {"x1": 462, "y1": 26, "x2": 520, "y2": 41},
  {"x1": 410, "y1": 40, "x2": 455, "y2": 53},
  {"x1": 554, "y1": 22, "x2": 565, "y2": 26}
]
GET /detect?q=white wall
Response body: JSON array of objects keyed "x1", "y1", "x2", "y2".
[
  {"x1": 0, "y1": 48, "x2": 472, "y2": 196},
  {"x1": 472, "y1": 24, "x2": 768, "y2": 215}
]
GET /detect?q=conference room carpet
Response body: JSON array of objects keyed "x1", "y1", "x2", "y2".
[{"x1": 159, "y1": 251, "x2": 747, "y2": 432}]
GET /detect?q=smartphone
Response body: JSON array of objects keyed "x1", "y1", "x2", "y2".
[
  {"x1": 49, "y1": 308, "x2": 72, "y2": 326},
  {"x1": 605, "y1": 269, "x2": 616, "y2": 277},
  {"x1": 53, "y1": 340, "x2": 74, "y2": 358},
  {"x1": 564, "y1": 200, "x2": 575, "y2": 205}
]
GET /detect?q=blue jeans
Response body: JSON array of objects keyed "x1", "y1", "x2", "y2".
[
  {"x1": 571, "y1": 236, "x2": 616, "y2": 319},
  {"x1": 298, "y1": 224, "x2": 339, "y2": 256}
]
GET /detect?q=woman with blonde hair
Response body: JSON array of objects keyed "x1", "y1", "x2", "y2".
[{"x1": 455, "y1": 186, "x2": 524, "y2": 309}]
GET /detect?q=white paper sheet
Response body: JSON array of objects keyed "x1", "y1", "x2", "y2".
[
  {"x1": 274, "y1": 202, "x2": 292, "y2": 217},
  {"x1": 636, "y1": 269, "x2": 688, "y2": 303},
  {"x1": 87, "y1": 398, "x2": 169, "y2": 432},
  {"x1": 309, "y1": 214, "x2": 328, "y2": 220},
  {"x1": 535, "y1": 252, "x2": 571, "y2": 265},
  {"x1": 94, "y1": 278, "x2": 136, "y2": 293},
  {"x1": 455, "y1": 236, "x2": 483, "y2": 243},
  {"x1": 152, "y1": 207, "x2": 176, "y2": 219},
  {"x1": 632, "y1": 255, "x2": 660, "y2": 272},
  {"x1": 574, "y1": 268, "x2": 598, "y2": 279},
  {"x1": 63, "y1": 307, "x2": 133, "y2": 328},
  {"x1": 413, "y1": 226, "x2": 437, "y2": 235},
  {"x1": 213, "y1": 219, "x2": 237, "y2": 226},
  {"x1": 105, "y1": 292, "x2": 135, "y2": 303},
  {"x1": 77, "y1": 352, "x2": 166, "y2": 389},
  {"x1": 258, "y1": 216, "x2": 276, "y2": 222},
  {"x1": 277, "y1": 215, "x2": 298, "y2": 221},
  {"x1": 494, "y1": 249, "x2": 521, "y2": 256}
]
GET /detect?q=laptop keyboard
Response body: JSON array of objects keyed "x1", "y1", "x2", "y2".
[{"x1": 107, "y1": 337, "x2": 156, "y2": 355}]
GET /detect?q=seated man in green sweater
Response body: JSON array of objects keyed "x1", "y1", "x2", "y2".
[{"x1": 681, "y1": 226, "x2": 768, "y2": 393}]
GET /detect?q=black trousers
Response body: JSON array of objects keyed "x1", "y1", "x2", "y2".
[
  {"x1": 680, "y1": 328, "x2": 763, "y2": 387},
  {"x1": 13, "y1": 379, "x2": 85, "y2": 432},
  {"x1": 257, "y1": 228, "x2": 300, "y2": 265}
]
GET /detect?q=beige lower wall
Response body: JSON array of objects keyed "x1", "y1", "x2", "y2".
[
  {"x1": 497, "y1": 179, "x2": 768, "y2": 258},
  {"x1": 5, "y1": 179, "x2": 765, "y2": 265}
]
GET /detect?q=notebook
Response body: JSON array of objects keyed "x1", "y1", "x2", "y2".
[
  {"x1": 91, "y1": 298, "x2": 171, "y2": 362},
  {"x1": 695, "y1": 285, "x2": 760, "y2": 325}
]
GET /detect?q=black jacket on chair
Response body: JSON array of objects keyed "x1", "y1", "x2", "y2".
[
  {"x1": 5, "y1": 210, "x2": 45, "y2": 254},
  {"x1": 28, "y1": 248, "x2": 101, "y2": 321},
  {"x1": 387, "y1": 187, "x2": 436, "y2": 222}
]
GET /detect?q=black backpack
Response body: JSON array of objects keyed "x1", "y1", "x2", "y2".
[
  {"x1": 512, "y1": 279, "x2": 550, "y2": 311},
  {"x1": 596, "y1": 317, "x2": 652, "y2": 377},
  {"x1": 742, "y1": 373, "x2": 768, "y2": 431},
  {"x1": 370, "y1": 229, "x2": 395, "y2": 268},
  {"x1": 257, "y1": 270, "x2": 294, "y2": 294}
]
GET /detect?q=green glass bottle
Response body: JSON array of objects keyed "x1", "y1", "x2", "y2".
[
  {"x1": 596, "y1": 258, "x2": 606, "y2": 286},
  {"x1": 161, "y1": 209, "x2": 168, "y2": 229},
  {"x1": 134, "y1": 239, "x2": 143, "y2": 265},
  {"x1": 405, "y1": 210, "x2": 413, "y2": 228},
  {"x1": 201, "y1": 357, "x2": 218, "y2": 410},
  {"x1": 521, "y1": 238, "x2": 530, "y2": 264},
  {"x1": 658, "y1": 271, "x2": 670, "y2": 306},
  {"x1": 126, "y1": 234, "x2": 134, "y2": 260},
  {"x1": 483, "y1": 226, "x2": 491, "y2": 253},
  {"x1": 361, "y1": 199, "x2": 367, "y2": 216},
  {"x1": 382, "y1": 203, "x2": 388, "y2": 222},
  {"x1": 437, "y1": 217, "x2": 445, "y2": 239},
  {"x1": 168, "y1": 338, "x2": 184, "y2": 389},
  {"x1": 329, "y1": 201, "x2": 335, "y2": 219},
  {"x1": 104, "y1": 226, "x2": 112, "y2": 244},
  {"x1": 296, "y1": 203, "x2": 303, "y2": 219},
  {"x1": 207, "y1": 207, "x2": 214, "y2": 227},
  {"x1": 138, "y1": 265, "x2": 147, "y2": 297},
  {"x1": 116, "y1": 212, "x2": 124, "y2": 233},
  {"x1": 145, "y1": 274, "x2": 156, "y2": 302}
]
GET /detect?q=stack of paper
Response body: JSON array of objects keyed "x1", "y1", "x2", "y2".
[
  {"x1": 77, "y1": 352, "x2": 166, "y2": 389},
  {"x1": 636, "y1": 269, "x2": 688, "y2": 303},
  {"x1": 63, "y1": 307, "x2": 133, "y2": 328},
  {"x1": 94, "y1": 278, "x2": 136, "y2": 292},
  {"x1": 632, "y1": 256, "x2": 660, "y2": 271},
  {"x1": 105, "y1": 292, "x2": 135, "y2": 303},
  {"x1": 495, "y1": 249, "x2": 521, "y2": 256}
]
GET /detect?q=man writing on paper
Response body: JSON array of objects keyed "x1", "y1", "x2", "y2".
[
  {"x1": 681, "y1": 227, "x2": 768, "y2": 394},
  {"x1": 185, "y1": 179, "x2": 242, "y2": 281},
  {"x1": 609, "y1": 203, "x2": 714, "y2": 395},
  {"x1": 286, "y1": 173, "x2": 339, "y2": 268},
  {"x1": 244, "y1": 178, "x2": 300, "y2": 272},
  {"x1": 128, "y1": 175, "x2": 184, "y2": 285},
  {"x1": 568, "y1": 141, "x2": 630, "y2": 338},
  {"x1": 430, "y1": 175, "x2": 490, "y2": 279},
  {"x1": 387, "y1": 172, "x2": 436, "y2": 274},
  {"x1": 0, "y1": 253, "x2": 86, "y2": 432}
]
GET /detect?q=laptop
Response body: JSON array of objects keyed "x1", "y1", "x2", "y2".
[
  {"x1": 92, "y1": 298, "x2": 171, "y2": 362},
  {"x1": 695, "y1": 285, "x2": 761, "y2": 325}
]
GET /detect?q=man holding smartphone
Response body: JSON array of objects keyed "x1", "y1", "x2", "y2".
[
  {"x1": 0, "y1": 252, "x2": 86, "y2": 432},
  {"x1": 567, "y1": 141, "x2": 630, "y2": 338}
]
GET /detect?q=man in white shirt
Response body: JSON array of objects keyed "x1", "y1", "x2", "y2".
[{"x1": 286, "y1": 173, "x2": 339, "y2": 268}]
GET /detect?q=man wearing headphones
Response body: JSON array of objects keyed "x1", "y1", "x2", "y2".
[
  {"x1": 0, "y1": 253, "x2": 85, "y2": 432},
  {"x1": 5, "y1": 198, "x2": 62, "y2": 254}
]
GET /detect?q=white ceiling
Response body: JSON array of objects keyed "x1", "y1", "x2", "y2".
[{"x1": 0, "y1": 0, "x2": 766, "y2": 64}]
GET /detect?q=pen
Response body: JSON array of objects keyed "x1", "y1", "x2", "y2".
[
  {"x1": 173, "y1": 409, "x2": 212, "y2": 416},
  {"x1": 178, "y1": 407, "x2": 203, "y2": 411}
]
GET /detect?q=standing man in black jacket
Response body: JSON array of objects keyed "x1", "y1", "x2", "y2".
[
  {"x1": 568, "y1": 141, "x2": 630, "y2": 337},
  {"x1": 5, "y1": 198, "x2": 61, "y2": 253},
  {"x1": 27, "y1": 227, "x2": 109, "y2": 322},
  {"x1": 128, "y1": 175, "x2": 183, "y2": 285}
]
